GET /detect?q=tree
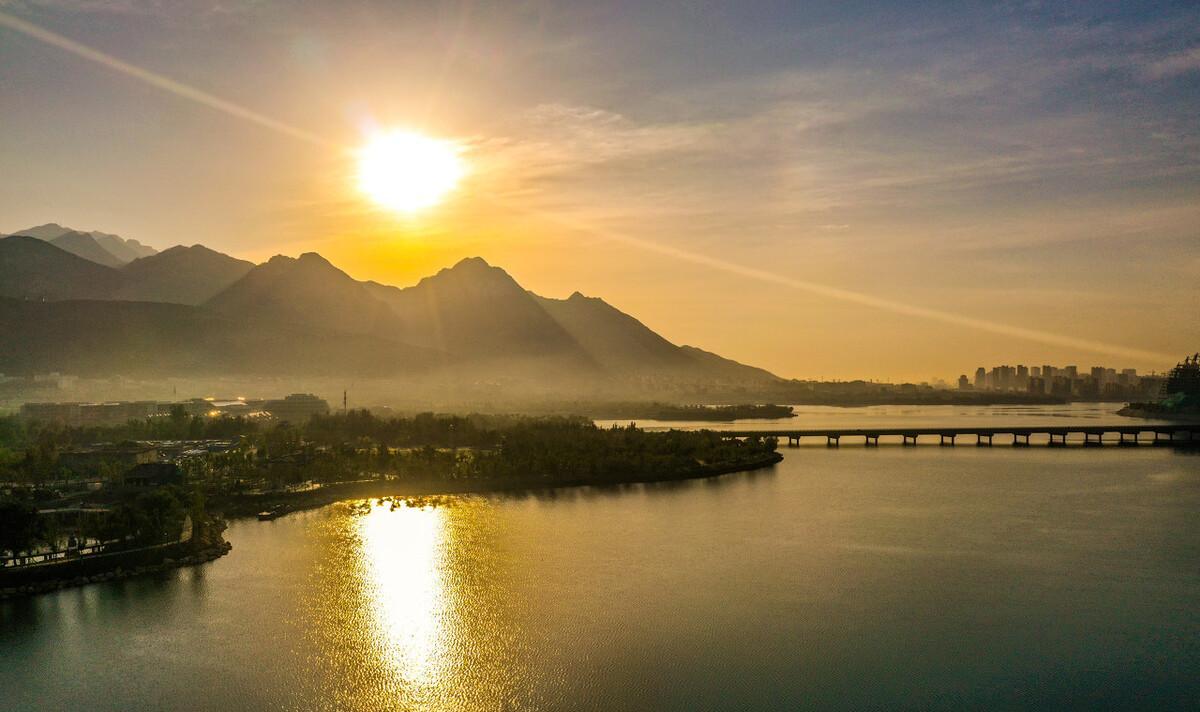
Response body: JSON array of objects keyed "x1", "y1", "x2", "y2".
[
  {"x1": 133, "y1": 489, "x2": 186, "y2": 545},
  {"x1": 0, "y1": 499, "x2": 43, "y2": 563}
]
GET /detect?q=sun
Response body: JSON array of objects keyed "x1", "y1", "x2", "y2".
[{"x1": 356, "y1": 130, "x2": 466, "y2": 213}]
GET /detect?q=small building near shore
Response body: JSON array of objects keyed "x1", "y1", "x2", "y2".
[
  {"x1": 59, "y1": 445, "x2": 160, "y2": 475},
  {"x1": 123, "y1": 463, "x2": 184, "y2": 488}
]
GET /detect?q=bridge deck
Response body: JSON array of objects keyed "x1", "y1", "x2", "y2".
[{"x1": 724, "y1": 424, "x2": 1197, "y2": 438}]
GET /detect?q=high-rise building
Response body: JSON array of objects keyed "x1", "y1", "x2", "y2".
[
  {"x1": 957, "y1": 374, "x2": 970, "y2": 390},
  {"x1": 974, "y1": 367, "x2": 986, "y2": 390}
]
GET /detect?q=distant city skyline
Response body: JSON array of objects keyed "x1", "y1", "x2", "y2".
[{"x1": 951, "y1": 359, "x2": 1172, "y2": 401}]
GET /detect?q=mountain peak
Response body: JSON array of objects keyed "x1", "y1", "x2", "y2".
[
  {"x1": 297, "y1": 251, "x2": 334, "y2": 266},
  {"x1": 116, "y1": 243, "x2": 254, "y2": 305},
  {"x1": 449, "y1": 256, "x2": 493, "y2": 272},
  {"x1": 415, "y1": 256, "x2": 518, "y2": 290},
  {"x1": 0, "y1": 234, "x2": 123, "y2": 301},
  {"x1": 262, "y1": 251, "x2": 337, "y2": 271},
  {"x1": 18, "y1": 222, "x2": 66, "y2": 235}
]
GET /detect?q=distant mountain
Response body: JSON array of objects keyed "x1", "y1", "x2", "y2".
[
  {"x1": 2, "y1": 229, "x2": 781, "y2": 392},
  {"x1": 7, "y1": 223, "x2": 156, "y2": 265},
  {"x1": 205, "y1": 252, "x2": 402, "y2": 335},
  {"x1": 50, "y1": 231, "x2": 126, "y2": 268},
  {"x1": 116, "y1": 245, "x2": 254, "y2": 305},
  {"x1": 535, "y1": 291, "x2": 774, "y2": 383},
  {"x1": 0, "y1": 236, "x2": 122, "y2": 301},
  {"x1": 7, "y1": 223, "x2": 76, "y2": 241},
  {"x1": 92, "y1": 232, "x2": 156, "y2": 262},
  {"x1": 365, "y1": 258, "x2": 596, "y2": 367},
  {"x1": 677, "y1": 345, "x2": 778, "y2": 383},
  {"x1": 534, "y1": 292, "x2": 698, "y2": 373},
  {"x1": 0, "y1": 298, "x2": 444, "y2": 377}
]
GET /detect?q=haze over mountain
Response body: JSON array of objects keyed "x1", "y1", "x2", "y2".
[
  {"x1": 206, "y1": 252, "x2": 402, "y2": 335},
  {"x1": 91, "y1": 231, "x2": 157, "y2": 263},
  {"x1": 0, "y1": 236, "x2": 122, "y2": 301},
  {"x1": 0, "y1": 229, "x2": 778, "y2": 396},
  {"x1": 534, "y1": 292, "x2": 776, "y2": 384},
  {"x1": 0, "y1": 298, "x2": 442, "y2": 378},
  {"x1": 116, "y1": 245, "x2": 254, "y2": 305},
  {"x1": 366, "y1": 258, "x2": 599, "y2": 369},
  {"x1": 49, "y1": 231, "x2": 126, "y2": 269},
  {"x1": 7, "y1": 223, "x2": 156, "y2": 266}
]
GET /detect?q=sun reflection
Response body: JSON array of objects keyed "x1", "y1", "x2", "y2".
[{"x1": 358, "y1": 501, "x2": 448, "y2": 690}]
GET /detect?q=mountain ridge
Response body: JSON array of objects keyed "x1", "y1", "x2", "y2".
[
  {"x1": 8, "y1": 223, "x2": 156, "y2": 265},
  {"x1": 0, "y1": 232, "x2": 779, "y2": 391},
  {"x1": 116, "y1": 245, "x2": 255, "y2": 305}
]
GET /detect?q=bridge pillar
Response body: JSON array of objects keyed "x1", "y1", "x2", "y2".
[
  {"x1": 976, "y1": 434, "x2": 992, "y2": 447},
  {"x1": 939, "y1": 434, "x2": 955, "y2": 446},
  {"x1": 902, "y1": 434, "x2": 917, "y2": 446},
  {"x1": 1013, "y1": 433, "x2": 1030, "y2": 447},
  {"x1": 1118, "y1": 432, "x2": 1138, "y2": 447},
  {"x1": 1083, "y1": 432, "x2": 1102, "y2": 447},
  {"x1": 826, "y1": 435, "x2": 839, "y2": 447}
]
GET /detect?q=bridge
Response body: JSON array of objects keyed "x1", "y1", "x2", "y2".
[{"x1": 721, "y1": 423, "x2": 1200, "y2": 447}]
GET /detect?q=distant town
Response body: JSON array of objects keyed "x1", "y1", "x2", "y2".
[
  {"x1": 954, "y1": 363, "x2": 1162, "y2": 401},
  {"x1": 18, "y1": 393, "x2": 331, "y2": 428}
]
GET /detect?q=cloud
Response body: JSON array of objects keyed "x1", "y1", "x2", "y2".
[
  {"x1": 1, "y1": 0, "x2": 164, "y2": 13},
  {"x1": 0, "y1": 0, "x2": 263, "y2": 20},
  {"x1": 1142, "y1": 46, "x2": 1200, "y2": 79}
]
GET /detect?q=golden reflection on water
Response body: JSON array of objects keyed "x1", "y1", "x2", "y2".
[
  {"x1": 299, "y1": 497, "x2": 524, "y2": 712},
  {"x1": 359, "y1": 502, "x2": 447, "y2": 690}
]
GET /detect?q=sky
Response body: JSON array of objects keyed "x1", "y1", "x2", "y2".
[{"x1": 1, "y1": 0, "x2": 1197, "y2": 381}]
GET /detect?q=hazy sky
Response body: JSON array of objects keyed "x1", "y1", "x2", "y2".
[{"x1": 2, "y1": 1, "x2": 1197, "y2": 381}]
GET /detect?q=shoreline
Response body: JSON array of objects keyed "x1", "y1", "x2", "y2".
[
  {"x1": 1, "y1": 520, "x2": 233, "y2": 601},
  {"x1": 1116, "y1": 404, "x2": 1200, "y2": 422},
  {"x1": 217, "y1": 451, "x2": 786, "y2": 520},
  {"x1": 0, "y1": 453, "x2": 781, "y2": 600}
]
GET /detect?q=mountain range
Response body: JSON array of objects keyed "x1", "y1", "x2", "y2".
[
  {"x1": 0, "y1": 225, "x2": 778, "y2": 395},
  {"x1": 7, "y1": 223, "x2": 157, "y2": 267}
]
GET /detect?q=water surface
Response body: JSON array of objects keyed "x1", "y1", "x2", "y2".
[{"x1": 3, "y1": 405, "x2": 1198, "y2": 710}]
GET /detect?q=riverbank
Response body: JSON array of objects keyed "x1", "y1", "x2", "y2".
[
  {"x1": 1117, "y1": 403, "x2": 1200, "y2": 421},
  {"x1": 0, "y1": 518, "x2": 232, "y2": 601},
  {"x1": 216, "y1": 451, "x2": 785, "y2": 520}
]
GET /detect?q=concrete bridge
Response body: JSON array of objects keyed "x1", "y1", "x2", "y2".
[{"x1": 722, "y1": 424, "x2": 1200, "y2": 447}]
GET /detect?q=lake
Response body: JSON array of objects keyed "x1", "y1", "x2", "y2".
[{"x1": 3, "y1": 404, "x2": 1198, "y2": 710}]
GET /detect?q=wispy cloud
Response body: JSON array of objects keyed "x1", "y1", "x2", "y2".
[{"x1": 1142, "y1": 46, "x2": 1200, "y2": 79}]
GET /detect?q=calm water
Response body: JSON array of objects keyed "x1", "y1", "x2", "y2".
[{"x1": 3, "y1": 405, "x2": 1199, "y2": 710}]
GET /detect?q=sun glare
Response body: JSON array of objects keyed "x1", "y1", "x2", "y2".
[{"x1": 356, "y1": 130, "x2": 465, "y2": 213}]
